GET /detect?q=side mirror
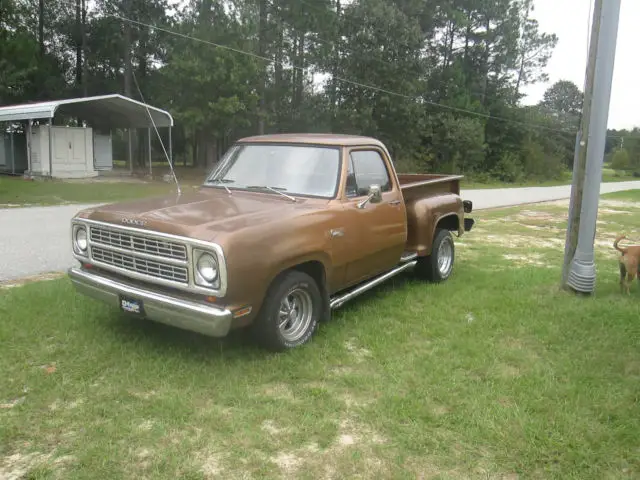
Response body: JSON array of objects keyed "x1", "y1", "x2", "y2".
[{"x1": 356, "y1": 184, "x2": 382, "y2": 209}]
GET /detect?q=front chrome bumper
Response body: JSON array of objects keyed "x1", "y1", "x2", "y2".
[{"x1": 68, "y1": 267, "x2": 233, "y2": 338}]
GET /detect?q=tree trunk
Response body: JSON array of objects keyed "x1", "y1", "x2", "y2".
[
  {"x1": 514, "y1": 0, "x2": 532, "y2": 101},
  {"x1": 75, "y1": 0, "x2": 82, "y2": 91},
  {"x1": 38, "y1": 0, "x2": 44, "y2": 56},
  {"x1": 329, "y1": 0, "x2": 341, "y2": 126},
  {"x1": 481, "y1": 18, "x2": 491, "y2": 106},
  {"x1": 273, "y1": 1, "x2": 283, "y2": 131},
  {"x1": 81, "y1": 0, "x2": 87, "y2": 96},
  {"x1": 294, "y1": 31, "x2": 305, "y2": 119},
  {"x1": 123, "y1": 0, "x2": 132, "y2": 97},
  {"x1": 257, "y1": 0, "x2": 268, "y2": 135}
]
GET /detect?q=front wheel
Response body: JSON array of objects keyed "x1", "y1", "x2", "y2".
[
  {"x1": 251, "y1": 270, "x2": 321, "y2": 352},
  {"x1": 415, "y1": 228, "x2": 455, "y2": 282}
]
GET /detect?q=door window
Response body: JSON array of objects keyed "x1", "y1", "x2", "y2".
[{"x1": 345, "y1": 150, "x2": 392, "y2": 197}]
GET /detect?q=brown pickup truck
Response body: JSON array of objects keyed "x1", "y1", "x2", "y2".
[{"x1": 68, "y1": 134, "x2": 474, "y2": 351}]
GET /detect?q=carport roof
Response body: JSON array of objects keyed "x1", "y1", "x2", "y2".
[{"x1": 0, "y1": 94, "x2": 173, "y2": 128}]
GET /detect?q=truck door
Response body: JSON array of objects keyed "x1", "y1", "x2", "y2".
[{"x1": 340, "y1": 147, "x2": 407, "y2": 287}]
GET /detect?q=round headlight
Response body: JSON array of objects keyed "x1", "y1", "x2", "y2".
[
  {"x1": 75, "y1": 227, "x2": 88, "y2": 251},
  {"x1": 197, "y1": 253, "x2": 218, "y2": 283}
]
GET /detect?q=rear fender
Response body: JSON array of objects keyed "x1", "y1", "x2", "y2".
[{"x1": 405, "y1": 193, "x2": 463, "y2": 256}]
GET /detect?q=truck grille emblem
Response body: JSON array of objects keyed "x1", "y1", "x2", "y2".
[{"x1": 122, "y1": 217, "x2": 146, "y2": 227}]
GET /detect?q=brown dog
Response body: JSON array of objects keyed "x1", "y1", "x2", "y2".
[{"x1": 614, "y1": 234, "x2": 640, "y2": 294}]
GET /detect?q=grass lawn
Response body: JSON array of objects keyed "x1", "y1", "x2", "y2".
[
  {"x1": 1, "y1": 192, "x2": 640, "y2": 479},
  {"x1": 0, "y1": 177, "x2": 178, "y2": 207},
  {"x1": 0, "y1": 167, "x2": 207, "y2": 207}
]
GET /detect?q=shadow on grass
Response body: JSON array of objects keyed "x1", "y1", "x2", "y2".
[
  {"x1": 101, "y1": 309, "x2": 264, "y2": 362},
  {"x1": 96, "y1": 269, "x2": 432, "y2": 361}
]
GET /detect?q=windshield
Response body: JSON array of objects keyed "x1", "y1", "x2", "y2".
[{"x1": 204, "y1": 143, "x2": 341, "y2": 198}]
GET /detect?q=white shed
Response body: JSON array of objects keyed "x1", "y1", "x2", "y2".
[
  {"x1": 0, "y1": 94, "x2": 174, "y2": 179},
  {"x1": 29, "y1": 125, "x2": 97, "y2": 178}
]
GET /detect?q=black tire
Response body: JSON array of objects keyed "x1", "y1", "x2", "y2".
[
  {"x1": 251, "y1": 270, "x2": 322, "y2": 352},
  {"x1": 415, "y1": 228, "x2": 455, "y2": 282}
]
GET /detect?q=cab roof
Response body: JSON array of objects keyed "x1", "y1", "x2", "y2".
[{"x1": 236, "y1": 133, "x2": 387, "y2": 148}]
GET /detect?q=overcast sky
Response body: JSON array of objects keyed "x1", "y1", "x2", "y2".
[{"x1": 522, "y1": 0, "x2": 636, "y2": 130}]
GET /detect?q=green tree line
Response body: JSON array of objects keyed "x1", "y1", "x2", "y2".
[{"x1": 0, "y1": 0, "x2": 597, "y2": 181}]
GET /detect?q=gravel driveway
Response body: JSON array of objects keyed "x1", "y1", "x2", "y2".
[{"x1": 2, "y1": 180, "x2": 640, "y2": 282}]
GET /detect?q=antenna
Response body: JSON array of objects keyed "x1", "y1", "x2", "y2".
[{"x1": 131, "y1": 68, "x2": 181, "y2": 196}]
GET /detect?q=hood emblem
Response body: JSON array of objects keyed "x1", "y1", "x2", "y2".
[{"x1": 122, "y1": 217, "x2": 146, "y2": 227}]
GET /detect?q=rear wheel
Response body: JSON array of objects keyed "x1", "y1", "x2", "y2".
[
  {"x1": 415, "y1": 228, "x2": 455, "y2": 282},
  {"x1": 251, "y1": 270, "x2": 321, "y2": 352}
]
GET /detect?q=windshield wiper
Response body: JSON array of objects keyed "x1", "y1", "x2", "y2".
[
  {"x1": 207, "y1": 178, "x2": 234, "y2": 195},
  {"x1": 246, "y1": 185, "x2": 297, "y2": 202}
]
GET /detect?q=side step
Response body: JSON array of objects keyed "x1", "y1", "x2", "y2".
[
  {"x1": 329, "y1": 259, "x2": 418, "y2": 310},
  {"x1": 400, "y1": 251, "x2": 418, "y2": 263}
]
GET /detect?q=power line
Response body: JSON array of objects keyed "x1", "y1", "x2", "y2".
[
  {"x1": 58, "y1": 0, "x2": 589, "y2": 137},
  {"x1": 78, "y1": 4, "x2": 583, "y2": 136},
  {"x1": 281, "y1": 0, "x2": 537, "y2": 105}
]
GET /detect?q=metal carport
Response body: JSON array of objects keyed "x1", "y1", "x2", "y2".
[{"x1": 0, "y1": 94, "x2": 174, "y2": 178}]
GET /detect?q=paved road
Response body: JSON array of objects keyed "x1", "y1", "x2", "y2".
[
  {"x1": 460, "y1": 180, "x2": 640, "y2": 210},
  {"x1": 2, "y1": 180, "x2": 640, "y2": 282}
]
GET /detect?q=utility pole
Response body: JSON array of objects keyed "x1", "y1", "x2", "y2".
[{"x1": 561, "y1": 0, "x2": 621, "y2": 293}]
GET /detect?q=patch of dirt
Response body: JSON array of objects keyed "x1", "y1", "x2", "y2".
[
  {"x1": 261, "y1": 383, "x2": 298, "y2": 402},
  {"x1": 432, "y1": 404, "x2": 450, "y2": 416},
  {"x1": 48, "y1": 398, "x2": 85, "y2": 411},
  {"x1": 520, "y1": 224, "x2": 563, "y2": 233},
  {"x1": 136, "y1": 448, "x2": 152, "y2": 459},
  {"x1": 344, "y1": 338, "x2": 373, "y2": 363},
  {"x1": 516, "y1": 209, "x2": 565, "y2": 222},
  {"x1": 270, "y1": 452, "x2": 302, "y2": 475},
  {"x1": 598, "y1": 208, "x2": 632, "y2": 215},
  {"x1": 0, "y1": 396, "x2": 26, "y2": 409},
  {"x1": 339, "y1": 393, "x2": 374, "y2": 409},
  {"x1": 0, "y1": 452, "x2": 54, "y2": 480},
  {"x1": 495, "y1": 364, "x2": 521, "y2": 379},
  {"x1": 0, "y1": 271, "x2": 65, "y2": 289},
  {"x1": 329, "y1": 365, "x2": 356, "y2": 377},
  {"x1": 268, "y1": 417, "x2": 387, "y2": 478},
  {"x1": 261, "y1": 420, "x2": 286, "y2": 436},
  {"x1": 483, "y1": 234, "x2": 563, "y2": 250},
  {"x1": 129, "y1": 390, "x2": 158, "y2": 400},
  {"x1": 137, "y1": 420, "x2": 155, "y2": 432},
  {"x1": 600, "y1": 199, "x2": 640, "y2": 210},
  {"x1": 502, "y1": 253, "x2": 554, "y2": 268},
  {"x1": 198, "y1": 451, "x2": 225, "y2": 478}
]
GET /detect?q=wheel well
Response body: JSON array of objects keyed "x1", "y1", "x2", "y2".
[
  {"x1": 436, "y1": 214, "x2": 459, "y2": 232},
  {"x1": 291, "y1": 260, "x2": 326, "y2": 289}
]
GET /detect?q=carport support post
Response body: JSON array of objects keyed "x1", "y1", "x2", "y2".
[
  {"x1": 128, "y1": 128, "x2": 133, "y2": 174},
  {"x1": 48, "y1": 119, "x2": 53, "y2": 178},
  {"x1": 168, "y1": 126, "x2": 173, "y2": 168},
  {"x1": 148, "y1": 128, "x2": 152, "y2": 177},
  {"x1": 10, "y1": 130, "x2": 15, "y2": 175},
  {"x1": 26, "y1": 119, "x2": 32, "y2": 174}
]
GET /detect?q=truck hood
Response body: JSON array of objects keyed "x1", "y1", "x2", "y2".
[{"x1": 76, "y1": 188, "x2": 323, "y2": 241}]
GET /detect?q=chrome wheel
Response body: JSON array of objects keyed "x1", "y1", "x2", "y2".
[
  {"x1": 437, "y1": 236, "x2": 454, "y2": 277},
  {"x1": 278, "y1": 287, "x2": 314, "y2": 343}
]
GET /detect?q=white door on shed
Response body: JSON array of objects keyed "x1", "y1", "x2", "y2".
[{"x1": 52, "y1": 127, "x2": 88, "y2": 174}]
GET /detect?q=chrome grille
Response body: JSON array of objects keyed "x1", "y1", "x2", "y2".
[
  {"x1": 92, "y1": 246, "x2": 189, "y2": 284},
  {"x1": 90, "y1": 226, "x2": 187, "y2": 260}
]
